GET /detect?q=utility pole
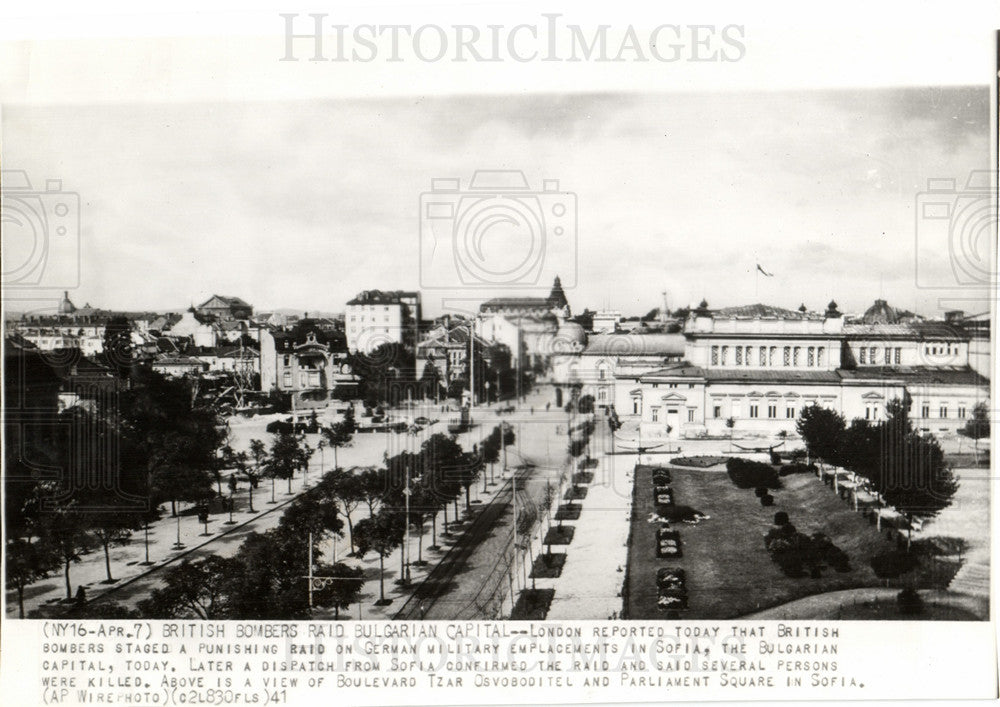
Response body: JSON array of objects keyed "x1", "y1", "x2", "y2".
[
  {"x1": 469, "y1": 327, "x2": 475, "y2": 409},
  {"x1": 308, "y1": 531, "x2": 314, "y2": 609},
  {"x1": 404, "y1": 458, "x2": 412, "y2": 584}
]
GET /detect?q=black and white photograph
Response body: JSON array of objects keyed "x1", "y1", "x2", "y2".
[{"x1": 1, "y1": 2, "x2": 997, "y2": 704}]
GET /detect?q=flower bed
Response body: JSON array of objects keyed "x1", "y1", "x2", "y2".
[
  {"x1": 510, "y1": 588, "x2": 555, "y2": 620},
  {"x1": 530, "y1": 553, "x2": 568, "y2": 578},
  {"x1": 670, "y1": 455, "x2": 729, "y2": 468}
]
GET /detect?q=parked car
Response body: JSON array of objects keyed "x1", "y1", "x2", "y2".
[
  {"x1": 652, "y1": 470, "x2": 672, "y2": 485},
  {"x1": 414, "y1": 416, "x2": 432, "y2": 425}
]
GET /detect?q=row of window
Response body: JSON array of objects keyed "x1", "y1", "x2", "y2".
[
  {"x1": 919, "y1": 404, "x2": 967, "y2": 419},
  {"x1": 642, "y1": 402, "x2": 972, "y2": 422},
  {"x1": 649, "y1": 407, "x2": 698, "y2": 423},
  {"x1": 857, "y1": 347, "x2": 902, "y2": 365},
  {"x1": 349, "y1": 314, "x2": 394, "y2": 322},
  {"x1": 711, "y1": 403, "x2": 792, "y2": 419},
  {"x1": 710, "y1": 344, "x2": 827, "y2": 368}
]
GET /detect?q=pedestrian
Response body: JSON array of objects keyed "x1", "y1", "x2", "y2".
[
  {"x1": 530, "y1": 406, "x2": 534, "y2": 415},
  {"x1": 546, "y1": 402, "x2": 551, "y2": 412}
]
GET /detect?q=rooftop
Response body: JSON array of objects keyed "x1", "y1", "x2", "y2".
[
  {"x1": 583, "y1": 333, "x2": 686, "y2": 357},
  {"x1": 711, "y1": 303, "x2": 823, "y2": 321},
  {"x1": 347, "y1": 290, "x2": 420, "y2": 306},
  {"x1": 838, "y1": 366, "x2": 987, "y2": 386}
]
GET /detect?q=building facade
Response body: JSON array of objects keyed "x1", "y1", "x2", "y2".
[
  {"x1": 196, "y1": 295, "x2": 253, "y2": 322},
  {"x1": 616, "y1": 301, "x2": 990, "y2": 440},
  {"x1": 259, "y1": 321, "x2": 357, "y2": 407},
  {"x1": 345, "y1": 290, "x2": 421, "y2": 353}
]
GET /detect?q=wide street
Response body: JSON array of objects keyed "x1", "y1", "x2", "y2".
[{"x1": 8, "y1": 388, "x2": 579, "y2": 619}]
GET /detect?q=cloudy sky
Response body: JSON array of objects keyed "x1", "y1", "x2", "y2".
[{"x1": 2, "y1": 87, "x2": 989, "y2": 318}]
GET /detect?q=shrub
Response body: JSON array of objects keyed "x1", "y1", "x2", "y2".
[
  {"x1": 765, "y1": 526, "x2": 850, "y2": 578},
  {"x1": 754, "y1": 487, "x2": 768, "y2": 498},
  {"x1": 773, "y1": 512, "x2": 790, "y2": 526},
  {"x1": 761, "y1": 494, "x2": 775, "y2": 507},
  {"x1": 726, "y1": 458, "x2": 781, "y2": 489},
  {"x1": 870, "y1": 550, "x2": 919, "y2": 579},
  {"x1": 897, "y1": 587, "x2": 924, "y2": 615},
  {"x1": 769, "y1": 451, "x2": 782, "y2": 465}
]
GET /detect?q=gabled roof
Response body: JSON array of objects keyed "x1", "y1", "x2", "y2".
[
  {"x1": 583, "y1": 333, "x2": 685, "y2": 357},
  {"x1": 198, "y1": 295, "x2": 252, "y2": 309},
  {"x1": 417, "y1": 323, "x2": 489, "y2": 351}
]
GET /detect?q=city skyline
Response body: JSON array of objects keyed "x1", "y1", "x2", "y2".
[{"x1": 2, "y1": 86, "x2": 990, "y2": 319}]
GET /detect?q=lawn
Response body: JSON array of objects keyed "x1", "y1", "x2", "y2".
[{"x1": 624, "y1": 464, "x2": 950, "y2": 619}]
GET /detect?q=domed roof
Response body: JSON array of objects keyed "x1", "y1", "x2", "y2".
[
  {"x1": 58, "y1": 291, "x2": 76, "y2": 315},
  {"x1": 861, "y1": 299, "x2": 900, "y2": 324}
]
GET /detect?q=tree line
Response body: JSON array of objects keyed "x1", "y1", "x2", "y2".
[{"x1": 795, "y1": 399, "x2": 966, "y2": 547}]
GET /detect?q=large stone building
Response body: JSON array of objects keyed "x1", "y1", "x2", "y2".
[
  {"x1": 196, "y1": 295, "x2": 253, "y2": 322},
  {"x1": 259, "y1": 320, "x2": 357, "y2": 407},
  {"x1": 7, "y1": 292, "x2": 155, "y2": 356},
  {"x1": 345, "y1": 290, "x2": 421, "y2": 353},
  {"x1": 476, "y1": 276, "x2": 574, "y2": 368},
  {"x1": 613, "y1": 300, "x2": 989, "y2": 440},
  {"x1": 415, "y1": 319, "x2": 492, "y2": 386}
]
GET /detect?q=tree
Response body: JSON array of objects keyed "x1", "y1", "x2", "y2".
[
  {"x1": 138, "y1": 556, "x2": 234, "y2": 619},
  {"x1": 222, "y1": 529, "x2": 313, "y2": 620},
  {"x1": 358, "y1": 467, "x2": 387, "y2": 518},
  {"x1": 419, "y1": 362, "x2": 444, "y2": 402},
  {"x1": 266, "y1": 431, "x2": 309, "y2": 496},
  {"x1": 322, "y1": 407, "x2": 356, "y2": 471},
  {"x1": 354, "y1": 510, "x2": 404, "y2": 605},
  {"x1": 6, "y1": 537, "x2": 59, "y2": 618},
  {"x1": 349, "y1": 343, "x2": 415, "y2": 408},
  {"x1": 118, "y1": 369, "x2": 222, "y2": 518},
  {"x1": 317, "y1": 469, "x2": 364, "y2": 555},
  {"x1": 320, "y1": 563, "x2": 365, "y2": 619},
  {"x1": 248, "y1": 440, "x2": 268, "y2": 510},
  {"x1": 37, "y1": 496, "x2": 93, "y2": 600},
  {"x1": 101, "y1": 315, "x2": 134, "y2": 379},
  {"x1": 278, "y1": 490, "x2": 343, "y2": 548},
  {"x1": 960, "y1": 402, "x2": 990, "y2": 464},
  {"x1": 482, "y1": 428, "x2": 501, "y2": 487},
  {"x1": 88, "y1": 511, "x2": 143, "y2": 582},
  {"x1": 796, "y1": 404, "x2": 846, "y2": 466},
  {"x1": 879, "y1": 433, "x2": 958, "y2": 550},
  {"x1": 577, "y1": 394, "x2": 595, "y2": 415}
]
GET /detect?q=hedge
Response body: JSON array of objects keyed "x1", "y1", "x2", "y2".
[{"x1": 726, "y1": 458, "x2": 781, "y2": 489}]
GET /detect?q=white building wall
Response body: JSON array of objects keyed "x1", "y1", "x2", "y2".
[{"x1": 346, "y1": 303, "x2": 404, "y2": 352}]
